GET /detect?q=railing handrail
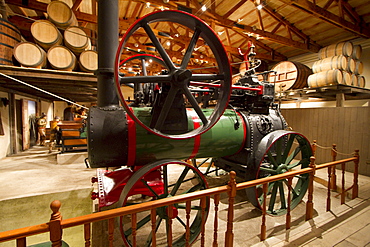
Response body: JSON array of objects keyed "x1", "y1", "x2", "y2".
[{"x1": 0, "y1": 155, "x2": 359, "y2": 243}]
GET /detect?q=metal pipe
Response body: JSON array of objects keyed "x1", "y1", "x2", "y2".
[{"x1": 97, "y1": 0, "x2": 119, "y2": 107}]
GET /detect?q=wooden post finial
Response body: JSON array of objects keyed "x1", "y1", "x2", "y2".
[
  {"x1": 49, "y1": 200, "x2": 63, "y2": 247},
  {"x1": 50, "y1": 200, "x2": 61, "y2": 221}
]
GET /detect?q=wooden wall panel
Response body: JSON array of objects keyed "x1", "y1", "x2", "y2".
[{"x1": 281, "y1": 107, "x2": 370, "y2": 176}]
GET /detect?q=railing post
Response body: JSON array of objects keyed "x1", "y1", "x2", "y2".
[
  {"x1": 326, "y1": 165, "x2": 332, "y2": 212},
  {"x1": 330, "y1": 144, "x2": 337, "y2": 190},
  {"x1": 352, "y1": 150, "x2": 359, "y2": 199},
  {"x1": 286, "y1": 177, "x2": 292, "y2": 230},
  {"x1": 260, "y1": 183, "x2": 267, "y2": 241},
  {"x1": 225, "y1": 171, "x2": 236, "y2": 247},
  {"x1": 213, "y1": 194, "x2": 220, "y2": 247},
  {"x1": 311, "y1": 140, "x2": 317, "y2": 156},
  {"x1": 341, "y1": 162, "x2": 346, "y2": 204},
  {"x1": 306, "y1": 157, "x2": 316, "y2": 221},
  {"x1": 49, "y1": 200, "x2": 63, "y2": 247}
]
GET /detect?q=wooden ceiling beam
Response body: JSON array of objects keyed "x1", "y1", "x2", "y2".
[
  {"x1": 337, "y1": 0, "x2": 361, "y2": 23},
  {"x1": 129, "y1": 0, "x2": 320, "y2": 53},
  {"x1": 262, "y1": 4, "x2": 315, "y2": 44},
  {"x1": 223, "y1": 0, "x2": 249, "y2": 19},
  {"x1": 72, "y1": 0, "x2": 83, "y2": 11},
  {"x1": 192, "y1": 4, "x2": 321, "y2": 53},
  {"x1": 278, "y1": 0, "x2": 370, "y2": 38}
]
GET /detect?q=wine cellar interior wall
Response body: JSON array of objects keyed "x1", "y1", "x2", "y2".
[{"x1": 281, "y1": 107, "x2": 370, "y2": 176}]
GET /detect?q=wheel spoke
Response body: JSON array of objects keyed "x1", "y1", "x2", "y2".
[
  {"x1": 182, "y1": 85, "x2": 208, "y2": 125},
  {"x1": 267, "y1": 150, "x2": 278, "y2": 168},
  {"x1": 193, "y1": 158, "x2": 209, "y2": 168},
  {"x1": 120, "y1": 75, "x2": 170, "y2": 85},
  {"x1": 181, "y1": 27, "x2": 202, "y2": 70},
  {"x1": 141, "y1": 179, "x2": 160, "y2": 198},
  {"x1": 142, "y1": 22, "x2": 175, "y2": 70},
  {"x1": 259, "y1": 167, "x2": 278, "y2": 174},
  {"x1": 282, "y1": 135, "x2": 295, "y2": 163},
  {"x1": 286, "y1": 146, "x2": 302, "y2": 165},
  {"x1": 154, "y1": 87, "x2": 179, "y2": 131},
  {"x1": 278, "y1": 182, "x2": 287, "y2": 209},
  {"x1": 287, "y1": 160, "x2": 301, "y2": 170},
  {"x1": 175, "y1": 216, "x2": 187, "y2": 228},
  {"x1": 275, "y1": 139, "x2": 283, "y2": 165},
  {"x1": 283, "y1": 179, "x2": 300, "y2": 198},
  {"x1": 268, "y1": 182, "x2": 279, "y2": 212},
  {"x1": 184, "y1": 183, "x2": 203, "y2": 194},
  {"x1": 170, "y1": 166, "x2": 190, "y2": 196}
]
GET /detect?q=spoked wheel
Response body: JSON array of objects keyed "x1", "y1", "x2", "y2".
[
  {"x1": 118, "y1": 160, "x2": 209, "y2": 247},
  {"x1": 114, "y1": 10, "x2": 232, "y2": 139},
  {"x1": 246, "y1": 130, "x2": 312, "y2": 216}
]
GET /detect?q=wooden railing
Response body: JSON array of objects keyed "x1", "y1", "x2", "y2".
[{"x1": 0, "y1": 150, "x2": 360, "y2": 247}]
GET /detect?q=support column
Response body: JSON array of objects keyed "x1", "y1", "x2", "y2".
[{"x1": 8, "y1": 92, "x2": 16, "y2": 154}]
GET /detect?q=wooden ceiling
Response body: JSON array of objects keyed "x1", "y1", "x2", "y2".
[{"x1": 2, "y1": 0, "x2": 370, "y2": 102}]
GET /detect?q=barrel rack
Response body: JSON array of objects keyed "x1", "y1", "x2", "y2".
[
  {"x1": 0, "y1": 65, "x2": 97, "y2": 102},
  {"x1": 276, "y1": 84, "x2": 370, "y2": 107}
]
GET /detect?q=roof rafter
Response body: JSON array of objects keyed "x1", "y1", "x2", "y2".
[
  {"x1": 130, "y1": 0, "x2": 321, "y2": 53},
  {"x1": 278, "y1": 0, "x2": 370, "y2": 38}
]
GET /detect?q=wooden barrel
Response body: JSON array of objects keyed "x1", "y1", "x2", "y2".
[
  {"x1": 47, "y1": 1, "x2": 78, "y2": 29},
  {"x1": 351, "y1": 45, "x2": 362, "y2": 60},
  {"x1": 319, "y1": 41, "x2": 353, "y2": 59},
  {"x1": 79, "y1": 50, "x2": 97, "y2": 72},
  {"x1": 0, "y1": 18, "x2": 21, "y2": 65},
  {"x1": 13, "y1": 42, "x2": 47, "y2": 68},
  {"x1": 341, "y1": 70, "x2": 351, "y2": 85},
  {"x1": 64, "y1": 26, "x2": 91, "y2": 55},
  {"x1": 350, "y1": 74, "x2": 358, "y2": 86},
  {"x1": 354, "y1": 60, "x2": 363, "y2": 75},
  {"x1": 357, "y1": 76, "x2": 366, "y2": 88},
  {"x1": 312, "y1": 55, "x2": 347, "y2": 73},
  {"x1": 345, "y1": 57, "x2": 356, "y2": 73},
  {"x1": 269, "y1": 61, "x2": 312, "y2": 92},
  {"x1": 307, "y1": 69, "x2": 343, "y2": 88},
  {"x1": 31, "y1": 20, "x2": 62, "y2": 50},
  {"x1": 47, "y1": 45, "x2": 76, "y2": 71}
]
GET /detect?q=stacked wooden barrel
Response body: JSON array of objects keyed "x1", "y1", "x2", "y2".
[
  {"x1": 12, "y1": 1, "x2": 97, "y2": 73},
  {"x1": 268, "y1": 61, "x2": 312, "y2": 92},
  {"x1": 0, "y1": 18, "x2": 22, "y2": 65},
  {"x1": 308, "y1": 41, "x2": 365, "y2": 88}
]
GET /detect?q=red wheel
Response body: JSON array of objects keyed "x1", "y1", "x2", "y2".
[{"x1": 114, "y1": 10, "x2": 232, "y2": 139}]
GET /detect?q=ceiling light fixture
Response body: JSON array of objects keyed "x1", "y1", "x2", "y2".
[
  {"x1": 201, "y1": 5, "x2": 206, "y2": 11},
  {"x1": 257, "y1": 4, "x2": 263, "y2": 10},
  {"x1": 145, "y1": 2, "x2": 151, "y2": 8}
]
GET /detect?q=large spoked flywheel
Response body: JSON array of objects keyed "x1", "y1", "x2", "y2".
[
  {"x1": 246, "y1": 130, "x2": 313, "y2": 216},
  {"x1": 118, "y1": 160, "x2": 209, "y2": 246},
  {"x1": 114, "y1": 10, "x2": 232, "y2": 139}
]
